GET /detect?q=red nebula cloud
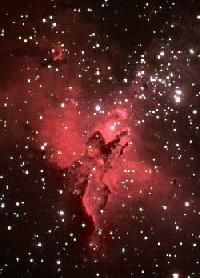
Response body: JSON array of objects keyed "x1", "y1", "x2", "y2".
[
  {"x1": 39, "y1": 101, "x2": 172, "y2": 257},
  {"x1": 51, "y1": 44, "x2": 65, "y2": 61},
  {"x1": 82, "y1": 152, "x2": 157, "y2": 229},
  {"x1": 39, "y1": 101, "x2": 87, "y2": 168},
  {"x1": 94, "y1": 108, "x2": 130, "y2": 142},
  {"x1": 77, "y1": 109, "x2": 132, "y2": 227}
]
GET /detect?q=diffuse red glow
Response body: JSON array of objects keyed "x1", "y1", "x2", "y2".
[
  {"x1": 51, "y1": 44, "x2": 65, "y2": 61},
  {"x1": 39, "y1": 101, "x2": 170, "y2": 254},
  {"x1": 39, "y1": 101, "x2": 87, "y2": 168}
]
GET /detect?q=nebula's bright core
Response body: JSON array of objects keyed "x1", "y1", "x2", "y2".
[{"x1": 1, "y1": 1, "x2": 200, "y2": 277}]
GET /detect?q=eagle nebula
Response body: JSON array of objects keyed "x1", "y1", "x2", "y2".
[{"x1": 1, "y1": 1, "x2": 200, "y2": 277}]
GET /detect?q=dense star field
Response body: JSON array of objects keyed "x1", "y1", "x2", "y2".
[{"x1": 1, "y1": 0, "x2": 200, "y2": 277}]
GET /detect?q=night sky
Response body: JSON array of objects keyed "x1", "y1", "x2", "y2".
[{"x1": 1, "y1": 0, "x2": 200, "y2": 277}]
